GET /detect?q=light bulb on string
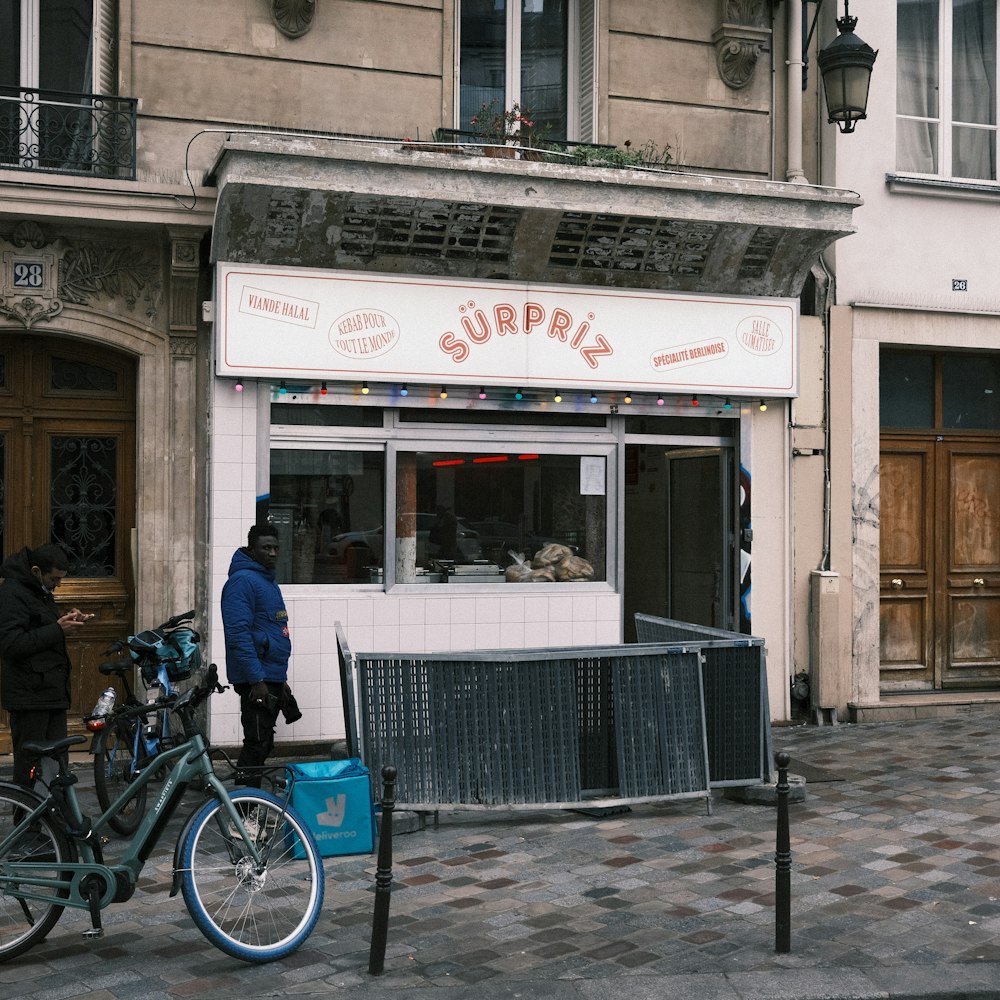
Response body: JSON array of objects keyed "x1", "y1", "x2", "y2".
[
  {"x1": 553, "y1": 390, "x2": 562, "y2": 403},
  {"x1": 361, "y1": 381, "x2": 369, "y2": 395},
  {"x1": 439, "y1": 386, "x2": 448, "y2": 399},
  {"x1": 590, "y1": 392, "x2": 598, "y2": 404},
  {"x1": 479, "y1": 386, "x2": 487, "y2": 400},
  {"x1": 624, "y1": 391, "x2": 632, "y2": 404},
  {"x1": 691, "y1": 395, "x2": 699, "y2": 407},
  {"x1": 320, "y1": 381, "x2": 328, "y2": 395},
  {"x1": 235, "y1": 379, "x2": 244, "y2": 393},
  {"x1": 723, "y1": 398, "x2": 733, "y2": 410},
  {"x1": 278, "y1": 380, "x2": 287, "y2": 395},
  {"x1": 515, "y1": 388, "x2": 523, "y2": 400},
  {"x1": 759, "y1": 400, "x2": 768, "y2": 412},
  {"x1": 400, "y1": 384, "x2": 408, "y2": 396},
  {"x1": 657, "y1": 395, "x2": 664, "y2": 406}
]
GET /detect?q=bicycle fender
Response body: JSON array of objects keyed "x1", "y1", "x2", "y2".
[
  {"x1": 0, "y1": 779, "x2": 45, "y2": 803},
  {"x1": 171, "y1": 802, "x2": 211, "y2": 896}
]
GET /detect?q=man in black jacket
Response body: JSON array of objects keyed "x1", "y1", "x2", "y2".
[{"x1": 0, "y1": 544, "x2": 89, "y2": 787}]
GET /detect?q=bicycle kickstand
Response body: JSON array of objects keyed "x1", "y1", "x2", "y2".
[{"x1": 82, "y1": 878, "x2": 104, "y2": 939}]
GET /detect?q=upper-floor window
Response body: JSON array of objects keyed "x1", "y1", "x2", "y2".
[
  {"x1": 897, "y1": 0, "x2": 998, "y2": 180},
  {"x1": 458, "y1": 0, "x2": 597, "y2": 142},
  {"x1": 0, "y1": 1, "x2": 132, "y2": 177},
  {"x1": 0, "y1": 0, "x2": 115, "y2": 97}
]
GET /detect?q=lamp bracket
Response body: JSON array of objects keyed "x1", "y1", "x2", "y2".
[{"x1": 802, "y1": 0, "x2": 825, "y2": 91}]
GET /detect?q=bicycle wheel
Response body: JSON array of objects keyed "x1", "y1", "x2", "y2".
[
  {"x1": 93, "y1": 715, "x2": 149, "y2": 836},
  {"x1": 179, "y1": 788, "x2": 325, "y2": 963},
  {"x1": 0, "y1": 785, "x2": 75, "y2": 962}
]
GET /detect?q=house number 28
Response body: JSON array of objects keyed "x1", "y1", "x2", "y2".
[{"x1": 13, "y1": 261, "x2": 44, "y2": 288}]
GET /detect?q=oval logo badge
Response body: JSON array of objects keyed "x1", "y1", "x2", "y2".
[
  {"x1": 329, "y1": 309, "x2": 400, "y2": 360},
  {"x1": 736, "y1": 316, "x2": 782, "y2": 356}
]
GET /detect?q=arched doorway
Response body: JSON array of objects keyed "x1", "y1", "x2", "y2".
[{"x1": 0, "y1": 333, "x2": 136, "y2": 751}]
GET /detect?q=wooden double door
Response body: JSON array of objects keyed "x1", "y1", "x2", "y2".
[
  {"x1": 880, "y1": 436, "x2": 1000, "y2": 690},
  {"x1": 0, "y1": 334, "x2": 136, "y2": 751}
]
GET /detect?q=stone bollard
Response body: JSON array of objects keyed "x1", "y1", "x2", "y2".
[
  {"x1": 774, "y1": 750, "x2": 791, "y2": 954},
  {"x1": 368, "y1": 764, "x2": 397, "y2": 975}
]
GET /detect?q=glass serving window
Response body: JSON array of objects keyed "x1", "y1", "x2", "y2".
[
  {"x1": 267, "y1": 443, "x2": 608, "y2": 586},
  {"x1": 393, "y1": 449, "x2": 606, "y2": 585},
  {"x1": 266, "y1": 449, "x2": 386, "y2": 585}
]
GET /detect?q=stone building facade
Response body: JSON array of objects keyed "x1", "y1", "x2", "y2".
[{"x1": 0, "y1": 0, "x2": 858, "y2": 750}]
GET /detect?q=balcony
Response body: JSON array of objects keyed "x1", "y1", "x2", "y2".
[
  {"x1": 208, "y1": 134, "x2": 861, "y2": 299},
  {"x1": 0, "y1": 87, "x2": 137, "y2": 180}
]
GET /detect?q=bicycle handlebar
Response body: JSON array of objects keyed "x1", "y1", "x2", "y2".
[
  {"x1": 167, "y1": 664, "x2": 227, "y2": 714},
  {"x1": 161, "y1": 609, "x2": 195, "y2": 630}
]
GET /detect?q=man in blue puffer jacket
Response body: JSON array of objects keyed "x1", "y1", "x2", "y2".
[{"x1": 221, "y1": 523, "x2": 300, "y2": 787}]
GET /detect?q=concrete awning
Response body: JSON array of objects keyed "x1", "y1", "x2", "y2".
[{"x1": 208, "y1": 134, "x2": 860, "y2": 299}]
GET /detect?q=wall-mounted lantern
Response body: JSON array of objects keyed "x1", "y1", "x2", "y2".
[{"x1": 816, "y1": 2, "x2": 878, "y2": 132}]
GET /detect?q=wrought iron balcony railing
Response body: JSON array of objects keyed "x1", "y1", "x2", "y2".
[{"x1": 0, "y1": 86, "x2": 137, "y2": 180}]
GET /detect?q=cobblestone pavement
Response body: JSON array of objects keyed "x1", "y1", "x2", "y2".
[{"x1": 2, "y1": 715, "x2": 1000, "y2": 999}]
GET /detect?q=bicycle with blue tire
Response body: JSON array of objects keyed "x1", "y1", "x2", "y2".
[
  {"x1": 0, "y1": 663, "x2": 325, "y2": 963},
  {"x1": 89, "y1": 610, "x2": 207, "y2": 835}
]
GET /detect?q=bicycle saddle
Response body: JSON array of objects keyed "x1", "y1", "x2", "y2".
[{"x1": 22, "y1": 735, "x2": 88, "y2": 757}]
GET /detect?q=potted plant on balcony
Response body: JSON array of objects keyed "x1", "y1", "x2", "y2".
[{"x1": 471, "y1": 99, "x2": 536, "y2": 157}]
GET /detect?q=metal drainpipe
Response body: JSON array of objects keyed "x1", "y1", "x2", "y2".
[
  {"x1": 771, "y1": 3, "x2": 778, "y2": 180},
  {"x1": 786, "y1": 0, "x2": 807, "y2": 182},
  {"x1": 816, "y1": 253, "x2": 834, "y2": 573}
]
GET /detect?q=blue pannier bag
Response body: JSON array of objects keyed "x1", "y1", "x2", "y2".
[
  {"x1": 286, "y1": 758, "x2": 376, "y2": 857},
  {"x1": 129, "y1": 625, "x2": 202, "y2": 684}
]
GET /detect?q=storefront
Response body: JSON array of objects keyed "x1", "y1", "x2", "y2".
[{"x1": 204, "y1": 135, "x2": 859, "y2": 747}]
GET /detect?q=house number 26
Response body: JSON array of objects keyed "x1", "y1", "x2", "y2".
[{"x1": 13, "y1": 261, "x2": 44, "y2": 288}]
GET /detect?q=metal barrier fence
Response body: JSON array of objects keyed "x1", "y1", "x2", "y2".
[
  {"x1": 338, "y1": 633, "x2": 712, "y2": 813},
  {"x1": 634, "y1": 613, "x2": 774, "y2": 786}
]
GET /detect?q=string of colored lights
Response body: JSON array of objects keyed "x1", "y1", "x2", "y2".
[{"x1": 245, "y1": 379, "x2": 770, "y2": 412}]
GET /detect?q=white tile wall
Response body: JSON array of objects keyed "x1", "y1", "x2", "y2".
[{"x1": 208, "y1": 379, "x2": 625, "y2": 748}]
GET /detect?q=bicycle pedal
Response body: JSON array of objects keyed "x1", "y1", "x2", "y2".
[{"x1": 82, "y1": 927, "x2": 104, "y2": 939}]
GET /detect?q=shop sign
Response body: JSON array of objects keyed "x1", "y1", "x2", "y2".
[{"x1": 216, "y1": 263, "x2": 799, "y2": 396}]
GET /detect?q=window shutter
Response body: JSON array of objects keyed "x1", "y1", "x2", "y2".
[
  {"x1": 92, "y1": 0, "x2": 117, "y2": 96},
  {"x1": 577, "y1": 0, "x2": 597, "y2": 142}
]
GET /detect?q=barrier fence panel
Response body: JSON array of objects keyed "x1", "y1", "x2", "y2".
[
  {"x1": 612, "y1": 651, "x2": 711, "y2": 800},
  {"x1": 335, "y1": 623, "x2": 359, "y2": 759},
  {"x1": 341, "y1": 638, "x2": 711, "y2": 812},
  {"x1": 634, "y1": 614, "x2": 774, "y2": 786}
]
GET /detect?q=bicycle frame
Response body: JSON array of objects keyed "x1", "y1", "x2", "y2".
[
  {"x1": 130, "y1": 671, "x2": 174, "y2": 764},
  {"x1": 102, "y1": 661, "x2": 175, "y2": 760},
  {"x1": 0, "y1": 730, "x2": 267, "y2": 914}
]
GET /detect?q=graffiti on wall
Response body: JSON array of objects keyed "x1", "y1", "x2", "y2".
[{"x1": 740, "y1": 464, "x2": 751, "y2": 632}]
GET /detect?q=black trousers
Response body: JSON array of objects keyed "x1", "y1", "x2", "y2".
[
  {"x1": 9, "y1": 709, "x2": 67, "y2": 787},
  {"x1": 233, "y1": 682, "x2": 283, "y2": 788}
]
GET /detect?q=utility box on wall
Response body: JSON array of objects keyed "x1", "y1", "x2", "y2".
[{"x1": 810, "y1": 570, "x2": 841, "y2": 723}]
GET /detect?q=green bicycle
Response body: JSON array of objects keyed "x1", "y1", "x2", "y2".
[{"x1": 0, "y1": 664, "x2": 325, "y2": 964}]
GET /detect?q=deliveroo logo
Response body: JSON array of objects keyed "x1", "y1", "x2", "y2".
[{"x1": 317, "y1": 795, "x2": 347, "y2": 827}]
